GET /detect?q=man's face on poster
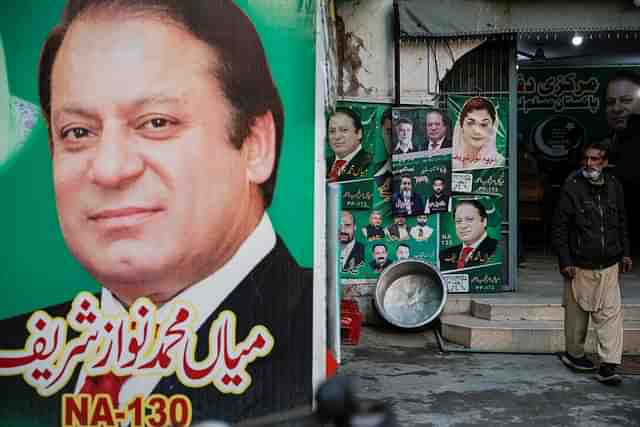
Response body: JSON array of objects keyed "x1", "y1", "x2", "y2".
[
  {"x1": 396, "y1": 122, "x2": 413, "y2": 145},
  {"x1": 400, "y1": 177, "x2": 412, "y2": 193},
  {"x1": 373, "y1": 245, "x2": 388, "y2": 266},
  {"x1": 396, "y1": 245, "x2": 409, "y2": 260},
  {"x1": 340, "y1": 211, "x2": 355, "y2": 243},
  {"x1": 370, "y1": 212, "x2": 382, "y2": 226},
  {"x1": 433, "y1": 179, "x2": 445, "y2": 194},
  {"x1": 416, "y1": 214, "x2": 428, "y2": 226},
  {"x1": 49, "y1": 16, "x2": 267, "y2": 304},
  {"x1": 454, "y1": 203, "x2": 486, "y2": 246},
  {"x1": 426, "y1": 111, "x2": 446, "y2": 143},
  {"x1": 329, "y1": 112, "x2": 362, "y2": 158},
  {"x1": 393, "y1": 216, "x2": 406, "y2": 226},
  {"x1": 606, "y1": 78, "x2": 640, "y2": 132}
]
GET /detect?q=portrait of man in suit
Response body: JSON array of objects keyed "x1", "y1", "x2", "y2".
[
  {"x1": 370, "y1": 243, "x2": 392, "y2": 273},
  {"x1": 425, "y1": 177, "x2": 452, "y2": 214},
  {"x1": 425, "y1": 109, "x2": 451, "y2": 153},
  {"x1": 439, "y1": 199, "x2": 498, "y2": 272},
  {"x1": 327, "y1": 107, "x2": 372, "y2": 182},
  {"x1": 341, "y1": 211, "x2": 365, "y2": 272},
  {"x1": 392, "y1": 175, "x2": 425, "y2": 217},
  {"x1": 0, "y1": 1, "x2": 312, "y2": 425},
  {"x1": 603, "y1": 71, "x2": 640, "y2": 247},
  {"x1": 393, "y1": 118, "x2": 416, "y2": 154}
]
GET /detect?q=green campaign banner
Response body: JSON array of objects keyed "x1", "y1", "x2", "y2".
[
  {"x1": 0, "y1": 1, "x2": 317, "y2": 426},
  {"x1": 439, "y1": 195, "x2": 504, "y2": 293},
  {"x1": 390, "y1": 107, "x2": 453, "y2": 217},
  {"x1": 334, "y1": 178, "x2": 440, "y2": 322},
  {"x1": 327, "y1": 101, "x2": 391, "y2": 183},
  {"x1": 517, "y1": 66, "x2": 640, "y2": 170},
  {"x1": 327, "y1": 104, "x2": 448, "y2": 320},
  {"x1": 448, "y1": 95, "x2": 508, "y2": 195}
]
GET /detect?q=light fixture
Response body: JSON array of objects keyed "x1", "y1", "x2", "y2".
[{"x1": 572, "y1": 34, "x2": 583, "y2": 46}]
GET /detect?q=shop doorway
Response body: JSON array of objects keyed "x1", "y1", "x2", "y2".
[{"x1": 517, "y1": 32, "x2": 640, "y2": 260}]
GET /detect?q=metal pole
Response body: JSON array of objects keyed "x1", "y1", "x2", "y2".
[{"x1": 393, "y1": 0, "x2": 401, "y2": 106}]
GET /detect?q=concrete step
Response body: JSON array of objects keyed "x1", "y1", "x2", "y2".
[
  {"x1": 470, "y1": 300, "x2": 640, "y2": 321},
  {"x1": 440, "y1": 313, "x2": 640, "y2": 353}
]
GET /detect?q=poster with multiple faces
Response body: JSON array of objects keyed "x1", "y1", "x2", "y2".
[
  {"x1": 330, "y1": 99, "x2": 509, "y2": 301},
  {"x1": 1, "y1": 1, "x2": 317, "y2": 426},
  {"x1": 390, "y1": 108, "x2": 453, "y2": 217}
]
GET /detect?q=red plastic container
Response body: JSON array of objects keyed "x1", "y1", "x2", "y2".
[{"x1": 340, "y1": 299, "x2": 362, "y2": 345}]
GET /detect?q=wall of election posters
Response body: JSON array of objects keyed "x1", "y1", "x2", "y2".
[{"x1": 329, "y1": 96, "x2": 510, "y2": 323}]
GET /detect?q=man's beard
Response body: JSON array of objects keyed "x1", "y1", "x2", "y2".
[
  {"x1": 417, "y1": 220, "x2": 427, "y2": 226},
  {"x1": 339, "y1": 233, "x2": 353, "y2": 244},
  {"x1": 582, "y1": 167, "x2": 603, "y2": 181},
  {"x1": 402, "y1": 190, "x2": 411, "y2": 199}
]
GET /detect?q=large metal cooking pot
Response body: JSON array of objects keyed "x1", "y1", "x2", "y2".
[{"x1": 374, "y1": 259, "x2": 447, "y2": 329}]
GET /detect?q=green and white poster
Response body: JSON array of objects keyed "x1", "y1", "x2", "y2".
[
  {"x1": 391, "y1": 108, "x2": 453, "y2": 217},
  {"x1": 439, "y1": 195, "x2": 504, "y2": 293},
  {"x1": 517, "y1": 66, "x2": 640, "y2": 173},
  {"x1": 0, "y1": 1, "x2": 318, "y2": 426},
  {"x1": 326, "y1": 102, "x2": 391, "y2": 183},
  {"x1": 448, "y1": 95, "x2": 508, "y2": 196}
]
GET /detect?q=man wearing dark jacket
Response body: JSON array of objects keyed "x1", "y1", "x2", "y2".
[{"x1": 553, "y1": 141, "x2": 632, "y2": 385}]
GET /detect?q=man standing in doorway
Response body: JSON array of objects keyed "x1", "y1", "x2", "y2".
[{"x1": 553, "y1": 141, "x2": 632, "y2": 385}]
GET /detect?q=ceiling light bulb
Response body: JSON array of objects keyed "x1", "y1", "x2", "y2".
[{"x1": 572, "y1": 35, "x2": 583, "y2": 46}]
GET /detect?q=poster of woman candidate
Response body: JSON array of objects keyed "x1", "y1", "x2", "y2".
[
  {"x1": 438, "y1": 195, "x2": 505, "y2": 293},
  {"x1": 327, "y1": 102, "x2": 391, "y2": 183},
  {"x1": 0, "y1": 1, "x2": 318, "y2": 426},
  {"x1": 390, "y1": 108, "x2": 453, "y2": 217},
  {"x1": 448, "y1": 96, "x2": 508, "y2": 196}
]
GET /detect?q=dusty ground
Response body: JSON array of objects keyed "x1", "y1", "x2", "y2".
[{"x1": 338, "y1": 326, "x2": 640, "y2": 427}]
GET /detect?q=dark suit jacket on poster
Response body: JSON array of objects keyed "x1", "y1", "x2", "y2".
[
  {"x1": 439, "y1": 237, "x2": 498, "y2": 272},
  {"x1": 326, "y1": 150, "x2": 372, "y2": 182},
  {"x1": 391, "y1": 192, "x2": 425, "y2": 216},
  {"x1": 0, "y1": 238, "x2": 312, "y2": 427},
  {"x1": 426, "y1": 193, "x2": 451, "y2": 214},
  {"x1": 425, "y1": 137, "x2": 452, "y2": 151},
  {"x1": 369, "y1": 259, "x2": 392, "y2": 273},
  {"x1": 342, "y1": 241, "x2": 365, "y2": 272}
]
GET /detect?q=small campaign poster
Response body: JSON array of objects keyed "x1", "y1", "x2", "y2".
[
  {"x1": 391, "y1": 108, "x2": 453, "y2": 217},
  {"x1": 448, "y1": 95, "x2": 508, "y2": 196},
  {"x1": 438, "y1": 195, "x2": 505, "y2": 292}
]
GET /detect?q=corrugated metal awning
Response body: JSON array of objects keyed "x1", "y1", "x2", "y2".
[{"x1": 398, "y1": 0, "x2": 640, "y2": 39}]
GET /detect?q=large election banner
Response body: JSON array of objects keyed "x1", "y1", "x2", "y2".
[
  {"x1": 0, "y1": 1, "x2": 318, "y2": 426},
  {"x1": 517, "y1": 66, "x2": 640, "y2": 184}
]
